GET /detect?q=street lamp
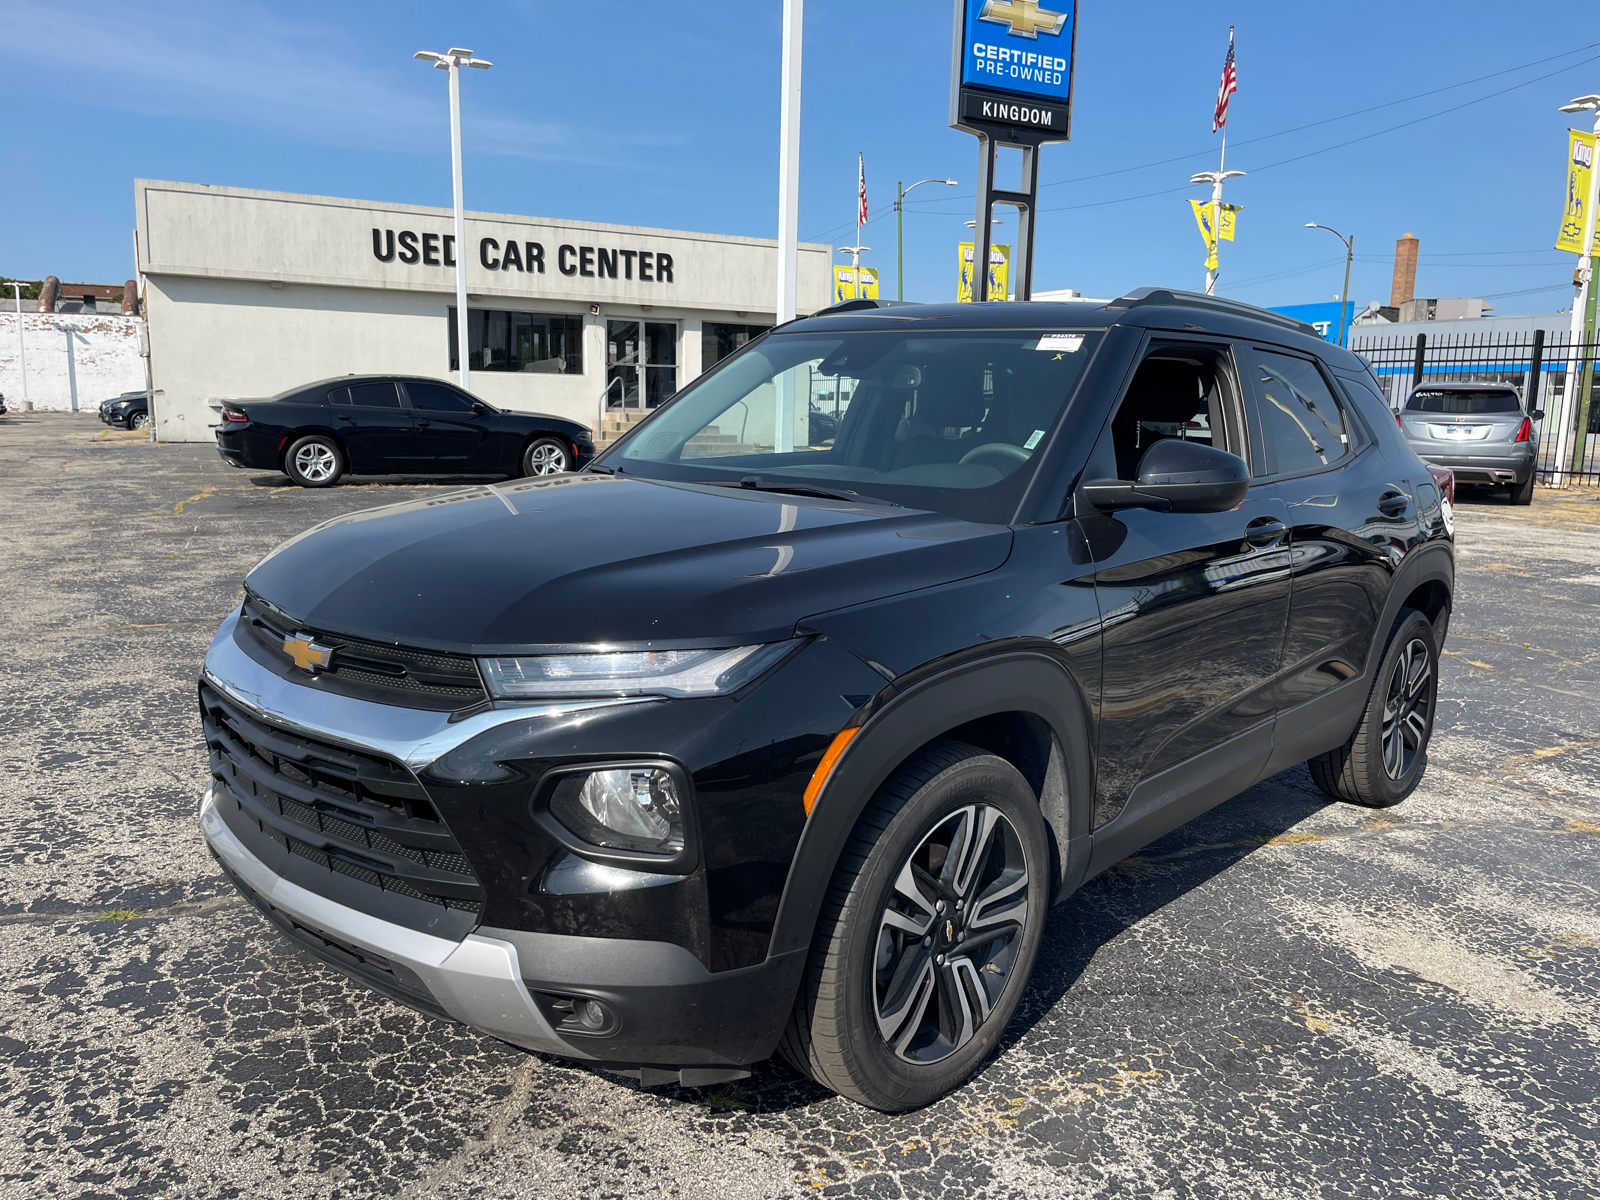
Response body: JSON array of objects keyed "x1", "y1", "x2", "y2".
[
  {"x1": 10, "y1": 282, "x2": 27, "y2": 411},
  {"x1": 1554, "y1": 94, "x2": 1600, "y2": 482},
  {"x1": 894, "y1": 178, "x2": 957, "y2": 301},
  {"x1": 1305, "y1": 223, "x2": 1355, "y2": 346},
  {"x1": 415, "y1": 47, "x2": 492, "y2": 391},
  {"x1": 1191, "y1": 168, "x2": 1245, "y2": 295}
]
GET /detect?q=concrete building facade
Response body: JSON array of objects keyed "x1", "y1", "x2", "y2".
[{"x1": 133, "y1": 180, "x2": 833, "y2": 443}]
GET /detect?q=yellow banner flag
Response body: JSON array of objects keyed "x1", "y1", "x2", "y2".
[
  {"x1": 957, "y1": 242, "x2": 1010, "y2": 303},
  {"x1": 1556, "y1": 128, "x2": 1600, "y2": 255},
  {"x1": 1188, "y1": 200, "x2": 1241, "y2": 247},
  {"x1": 833, "y1": 265, "x2": 878, "y2": 302},
  {"x1": 1219, "y1": 203, "x2": 1240, "y2": 242}
]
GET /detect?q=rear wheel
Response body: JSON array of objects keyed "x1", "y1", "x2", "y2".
[
  {"x1": 778, "y1": 741, "x2": 1050, "y2": 1111},
  {"x1": 1308, "y1": 609, "x2": 1437, "y2": 808},
  {"x1": 1509, "y1": 472, "x2": 1534, "y2": 505},
  {"x1": 284, "y1": 435, "x2": 344, "y2": 488},
  {"x1": 520, "y1": 437, "x2": 570, "y2": 476}
]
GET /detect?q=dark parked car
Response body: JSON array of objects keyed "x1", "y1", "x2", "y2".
[
  {"x1": 1398, "y1": 381, "x2": 1542, "y2": 504},
  {"x1": 213, "y1": 375, "x2": 595, "y2": 486},
  {"x1": 98, "y1": 390, "x2": 150, "y2": 429},
  {"x1": 197, "y1": 290, "x2": 1452, "y2": 1111}
]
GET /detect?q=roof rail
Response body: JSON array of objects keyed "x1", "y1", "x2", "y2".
[
  {"x1": 812, "y1": 298, "x2": 920, "y2": 316},
  {"x1": 1104, "y1": 287, "x2": 1319, "y2": 337}
]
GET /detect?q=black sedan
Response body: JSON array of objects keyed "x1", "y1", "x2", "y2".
[
  {"x1": 213, "y1": 375, "x2": 595, "y2": 487},
  {"x1": 99, "y1": 390, "x2": 150, "y2": 430}
]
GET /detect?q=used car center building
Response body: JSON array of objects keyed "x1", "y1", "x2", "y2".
[{"x1": 133, "y1": 179, "x2": 833, "y2": 442}]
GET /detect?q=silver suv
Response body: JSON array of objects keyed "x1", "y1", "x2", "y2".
[{"x1": 1398, "y1": 382, "x2": 1541, "y2": 505}]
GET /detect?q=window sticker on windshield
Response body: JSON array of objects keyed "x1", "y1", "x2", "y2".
[
  {"x1": 1034, "y1": 334, "x2": 1084, "y2": 353},
  {"x1": 1024, "y1": 429, "x2": 1046, "y2": 450}
]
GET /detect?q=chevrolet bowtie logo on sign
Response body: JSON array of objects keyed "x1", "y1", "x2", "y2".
[
  {"x1": 978, "y1": 0, "x2": 1067, "y2": 39},
  {"x1": 283, "y1": 632, "x2": 335, "y2": 674}
]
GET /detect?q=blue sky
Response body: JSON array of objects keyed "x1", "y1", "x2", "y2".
[{"x1": 1, "y1": 1, "x2": 1595, "y2": 314}]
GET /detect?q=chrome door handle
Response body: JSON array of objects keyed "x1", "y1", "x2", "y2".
[{"x1": 1244, "y1": 517, "x2": 1286, "y2": 546}]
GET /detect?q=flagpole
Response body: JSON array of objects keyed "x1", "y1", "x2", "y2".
[{"x1": 1195, "y1": 26, "x2": 1241, "y2": 296}]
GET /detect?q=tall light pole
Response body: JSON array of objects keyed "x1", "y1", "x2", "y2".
[
  {"x1": 415, "y1": 47, "x2": 491, "y2": 391},
  {"x1": 776, "y1": 1, "x2": 803, "y2": 324},
  {"x1": 1305, "y1": 223, "x2": 1355, "y2": 347},
  {"x1": 1555, "y1": 94, "x2": 1600, "y2": 482},
  {"x1": 1191, "y1": 168, "x2": 1244, "y2": 295},
  {"x1": 11, "y1": 282, "x2": 27, "y2": 411},
  {"x1": 895, "y1": 178, "x2": 956, "y2": 301}
]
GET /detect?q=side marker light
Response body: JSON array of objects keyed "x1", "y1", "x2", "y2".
[{"x1": 803, "y1": 727, "x2": 860, "y2": 817}]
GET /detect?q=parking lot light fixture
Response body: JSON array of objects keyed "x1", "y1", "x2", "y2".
[
  {"x1": 1305, "y1": 223, "x2": 1355, "y2": 346},
  {"x1": 895, "y1": 179, "x2": 957, "y2": 301},
  {"x1": 415, "y1": 48, "x2": 492, "y2": 391}
]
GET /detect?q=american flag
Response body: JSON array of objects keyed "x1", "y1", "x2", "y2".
[
  {"x1": 857, "y1": 153, "x2": 868, "y2": 227},
  {"x1": 1212, "y1": 28, "x2": 1237, "y2": 133}
]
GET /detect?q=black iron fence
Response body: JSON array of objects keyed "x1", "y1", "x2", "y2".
[{"x1": 1350, "y1": 329, "x2": 1600, "y2": 487}]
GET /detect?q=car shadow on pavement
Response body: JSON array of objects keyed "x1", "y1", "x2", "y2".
[{"x1": 246, "y1": 473, "x2": 513, "y2": 488}]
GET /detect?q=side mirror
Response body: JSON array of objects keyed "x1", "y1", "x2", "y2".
[
  {"x1": 1531, "y1": 408, "x2": 1545, "y2": 420},
  {"x1": 471, "y1": 402, "x2": 488, "y2": 416},
  {"x1": 1079, "y1": 439, "x2": 1250, "y2": 515}
]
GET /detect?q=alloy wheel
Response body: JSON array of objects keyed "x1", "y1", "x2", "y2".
[
  {"x1": 872, "y1": 803, "x2": 1030, "y2": 1064},
  {"x1": 1381, "y1": 636, "x2": 1432, "y2": 779},
  {"x1": 526, "y1": 443, "x2": 567, "y2": 475},
  {"x1": 294, "y1": 443, "x2": 337, "y2": 483}
]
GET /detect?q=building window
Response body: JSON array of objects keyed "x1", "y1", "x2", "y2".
[
  {"x1": 448, "y1": 308, "x2": 583, "y2": 374},
  {"x1": 703, "y1": 322, "x2": 771, "y2": 370}
]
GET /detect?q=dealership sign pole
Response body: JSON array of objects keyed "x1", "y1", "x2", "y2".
[
  {"x1": 416, "y1": 48, "x2": 492, "y2": 391},
  {"x1": 949, "y1": 0, "x2": 1077, "y2": 301},
  {"x1": 776, "y1": 0, "x2": 803, "y2": 325}
]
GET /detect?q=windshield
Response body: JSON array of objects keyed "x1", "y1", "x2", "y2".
[
  {"x1": 1407, "y1": 388, "x2": 1520, "y2": 414},
  {"x1": 611, "y1": 329, "x2": 1101, "y2": 523}
]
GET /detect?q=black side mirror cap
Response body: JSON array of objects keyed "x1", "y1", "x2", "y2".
[
  {"x1": 1079, "y1": 440, "x2": 1250, "y2": 515},
  {"x1": 1531, "y1": 408, "x2": 1545, "y2": 420},
  {"x1": 472, "y1": 402, "x2": 488, "y2": 415}
]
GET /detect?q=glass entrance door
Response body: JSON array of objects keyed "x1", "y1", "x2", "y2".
[{"x1": 606, "y1": 320, "x2": 678, "y2": 411}]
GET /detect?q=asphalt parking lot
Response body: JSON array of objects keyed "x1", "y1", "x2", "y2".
[{"x1": 3, "y1": 410, "x2": 1599, "y2": 1200}]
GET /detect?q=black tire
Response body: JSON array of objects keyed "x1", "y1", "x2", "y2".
[
  {"x1": 520, "y1": 437, "x2": 570, "y2": 477},
  {"x1": 1307, "y1": 609, "x2": 1437, "y2": 807},
  {"x1": 1510, "y1": 472, "x2": 1534, "y2": 505},
  {"x1": 128, "y1": 411, "x2": 148, "y2": 430},
  {"x1": 283, "y1": 435, "x2": 344, "y2": 488},
  {"x1": 778, "y1": 740, "x2": 1050, "y2": 1111}
]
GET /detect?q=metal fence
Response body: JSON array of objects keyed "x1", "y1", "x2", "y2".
[{"x1": 1350, "y1": 329, "x2": 1600, "y2": 488}]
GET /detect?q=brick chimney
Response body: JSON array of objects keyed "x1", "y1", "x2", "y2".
[{"x1": 1391, "y1": 233, "x2": 1419, "y2": 307}]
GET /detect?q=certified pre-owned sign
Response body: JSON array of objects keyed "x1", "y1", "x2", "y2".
[{"x1": 951, "y1": 0, "x2": 1078, "y2": 140}]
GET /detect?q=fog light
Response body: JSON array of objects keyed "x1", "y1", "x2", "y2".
[
  {"x1": 550, "y1": 767, "x2": 684, "y2": 854},
  {"x1": 578, "y1": 999, "x2": 608, "y2": 1031}
]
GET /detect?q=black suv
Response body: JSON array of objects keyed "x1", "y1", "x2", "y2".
[
  {"x1": 212, "y1": 375, "x2": 594, "y2": 486},
  {"x1": 197, "y1": 290, "x2": 1452, "y2": 1111}
]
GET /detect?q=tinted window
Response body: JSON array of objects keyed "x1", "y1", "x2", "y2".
[
  {"x1": 406, "y1": 382, "x2": 476, "y2": 413},
  {"x1": 1253, "y1": 351, "x2": 1348, "y2": 476},
  {"x1": 448, "y1": 308, "x2": 583, "y2": 374},
  {"x1": 1407, "y1": 388, "x2": 1520, "y2": 414},
  {"x1": 1103, "y1": 347, "x2": 1242, "y2": 480},
  {"x1": 337, "y1": 382, "x2": 402, "y2": 409},
  {"x1": 616, "y1": 328, "x2": 1101, "y2": 524}
]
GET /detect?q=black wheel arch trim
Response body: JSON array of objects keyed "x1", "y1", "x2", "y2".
[{"x1": 766, "y1": 648, "x2": 1095, "y2": 960}]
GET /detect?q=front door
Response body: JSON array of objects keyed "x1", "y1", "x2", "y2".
[
  {"x1": 329, "y1": 381, "x2": 415, "y2": 472},
  {"x1": 1079, "y1": 341, "x2": 1293, "y2": 828},
  {"x1": 606, "y1": 320, "x2": 679, "y2": 412},
  {"x1": 402, "y1": 380, "x2": 498, "y2": 471}
]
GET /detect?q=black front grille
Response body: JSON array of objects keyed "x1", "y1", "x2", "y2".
[
  {"x1": 239, "y1": 592, "x2": 487, "y2": 712},
  {"x1": 201, "y1": 684, "x2": 484, "y2": 914}
]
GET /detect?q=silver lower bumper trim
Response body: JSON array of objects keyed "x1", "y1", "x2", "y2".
[{"x1": 200, "y1": 786, "x2": 585, "y2": 1058}]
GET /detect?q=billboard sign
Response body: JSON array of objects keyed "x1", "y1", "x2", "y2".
[
  {"x1": 1270, "y1": 301, "x2": 1355, "y2": 345},
  {"x1": 951, "y1": 0, "x2": 1078, "y2": 140}
]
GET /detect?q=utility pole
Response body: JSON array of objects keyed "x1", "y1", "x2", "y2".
[
  {"x1": 415, "y1": 47, "x2": 492, "y2": 391},
  {"x1": 1306, "y1": 223, "x2": 1355, "y2": 346},
  {"x1": 1556, "y1": 95, "x2": 1600, "y2": 480},
  {"x1": 775, "y1": 0, "x2": 803, "y2": 324},
  {"x1": 895, "y1": 178, "x2": 957, "y2": 301},
  {"x1": 10, "y1": 282, "x2": 26, "y2": 411}
]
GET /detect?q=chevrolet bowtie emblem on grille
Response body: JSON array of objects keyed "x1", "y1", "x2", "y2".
[
  {"x1": 283, "y1": 632, "x2": 335, "y2": 673},
  {"x1": 978, "y1": 0, "x2": 1067, "y2": 38}
]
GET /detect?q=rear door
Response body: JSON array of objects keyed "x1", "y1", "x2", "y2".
[
  {"x1": 403, "y1": 380, "x2": 504, "y2": 471},
  {"x1": 329, "y1": 381, "x2": 416, "y2": 472}
]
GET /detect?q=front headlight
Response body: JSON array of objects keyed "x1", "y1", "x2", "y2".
[{"x1": 479, "y1": 641, "x2": 796, "y2": 700}]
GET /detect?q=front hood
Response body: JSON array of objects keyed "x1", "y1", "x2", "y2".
[{"x1": 245, "y1": 475, "x2": 1012, "y2": 651}]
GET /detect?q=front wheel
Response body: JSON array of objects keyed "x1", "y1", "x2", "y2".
[
  {"x1": 778, "y1": 741, "x2": 1050, "y2": 1111},
  {"x1": 128, "y1": 411, "x2": 149, "y2": 430},
  {"x1": 520, "y1": 437, "x2": 570, "y2": 476},
  {"x1": 1308, "y1": 609, "x2": 1437, "y2": 807},
  {"x1": 284, "y1": 435, "x2": 345, "y2": 488}
]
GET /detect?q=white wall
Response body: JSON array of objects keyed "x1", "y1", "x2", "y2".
[{"x1": 0, "y1": 310, "x2": 146, "y2": 411}]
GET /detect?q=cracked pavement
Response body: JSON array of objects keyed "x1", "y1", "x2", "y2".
[{"x1": 3, "y1": 412, "x2": 1598, "y2": 1199}]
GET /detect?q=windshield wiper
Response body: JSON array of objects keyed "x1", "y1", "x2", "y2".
[{"x1": 699, "y1": 477, "x2": 902, "y2": 507}]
